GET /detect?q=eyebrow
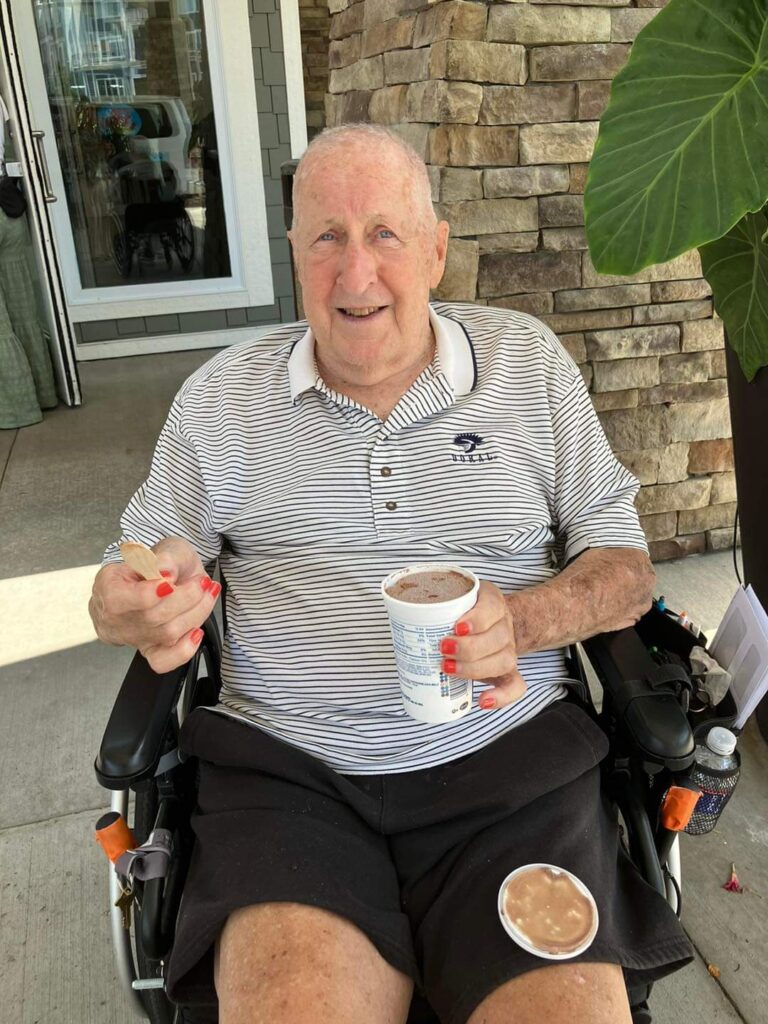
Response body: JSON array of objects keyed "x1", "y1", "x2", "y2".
[{"x1": 319, "y1": 214, "x2": 396, "y2": 226}]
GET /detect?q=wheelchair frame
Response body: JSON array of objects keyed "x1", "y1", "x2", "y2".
[{"x1": 95, "y1": 604, "x2": 736, "y2": 1023}]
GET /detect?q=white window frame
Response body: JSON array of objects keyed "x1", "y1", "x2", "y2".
[{"x1": 12, "y1": 0, "x2": 274, "y2": 321}]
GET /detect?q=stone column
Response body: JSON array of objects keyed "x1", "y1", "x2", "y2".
[
  {"x1": 325, "y1": 0, "x2": 733, "y2": 560},
  {"x1": 300, "y1": 0, "x2": 332, "y2": 138}
]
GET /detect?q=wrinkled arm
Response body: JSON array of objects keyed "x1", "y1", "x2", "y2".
[{"x1": 507, "y1": 546, "x2": 655, "y2": 656}]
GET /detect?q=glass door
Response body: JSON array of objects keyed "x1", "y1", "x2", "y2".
[
  {"x1": 0, "y1": 0, "x2": 80, "y2": 405},
  {"x1": 8, "y1": 0, "x2": 273, "y2": 325}
]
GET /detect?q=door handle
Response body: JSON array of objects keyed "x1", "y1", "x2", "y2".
[{"x1": 31, "y1": 130, "x2": 57, "y2": 203}]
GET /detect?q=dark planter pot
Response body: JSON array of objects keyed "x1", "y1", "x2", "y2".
[{"x1": 725, "y1": 342, "x2": 768, "y2": 741}]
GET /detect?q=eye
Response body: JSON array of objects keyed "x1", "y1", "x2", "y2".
[{"x1": 316, "y1": 231, "x2": 336, "y2": 242}]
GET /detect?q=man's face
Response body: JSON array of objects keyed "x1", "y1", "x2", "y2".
[{"x1": 289, "y1": 144, "x2": 449, "y2": 388}]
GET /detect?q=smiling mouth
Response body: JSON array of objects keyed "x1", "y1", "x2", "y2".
[{"x1": 337, "y1": 305, "x2": 387, "y2": 319}]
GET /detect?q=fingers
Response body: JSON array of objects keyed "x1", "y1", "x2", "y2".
[
  {"x1": 453, "y1": 579, "x2": 507, "y2": 636},
  {"x1": 142, "y1": 574, "x2": 221, "y2": 632},
  {"x1": 442, "y1": 646, "x2": 527, "y2": 708},
  {"x1": 442, "y1": 579, "x2": 527, "y2": 710},
  {"x1": 440, "y1": 638, "x2": 527, "y2": 709},
  {"x1": 91, "y1": 562, "x2": 222, "y2": 649},
  {"x1": 476, "y1": 670, "x2": 527, "y2": 710},
  {"x1": 142, "y1": 625, "x2": 206, "y2": 674},
  {"x1": 441, "y1": 617, "x2": 509, "y2": 665},
  {"x1": 153, "y1": 536, "x2": 206, "y2": 583}
]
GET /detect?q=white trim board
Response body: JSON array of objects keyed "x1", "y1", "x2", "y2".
[
  {"x1": 280, "y1": 0, "x2": 308, "y2": 160},
  {"x1": 75, "y1": 325, "x2": 285, "y2": 360}
]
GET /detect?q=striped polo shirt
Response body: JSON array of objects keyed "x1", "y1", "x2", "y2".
[{"x1": 105, "y1": 302, "x2": 647, "y2": 773}]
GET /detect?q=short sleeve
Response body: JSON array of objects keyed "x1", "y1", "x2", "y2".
[
  {"x1": 102, "y1": 395, "x2": 222, "y2": 568},
  {"x1": 552, "y1": 368, "x2": 648, "y2": 566}
]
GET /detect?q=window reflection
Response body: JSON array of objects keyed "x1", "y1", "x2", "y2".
[{"x1": 34, "y1": 0, "x2": 231, "y2": 287}]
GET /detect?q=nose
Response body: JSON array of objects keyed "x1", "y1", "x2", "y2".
[{"x1": 336, "y1": 239, "x2": 378, "y2": 296}]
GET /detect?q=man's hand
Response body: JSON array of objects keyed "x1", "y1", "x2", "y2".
[
  {"x1": 440, "y1": 548, "x2": 655, "y2": 711},
  {"x1": 439, "y1": 548, "x2": 655, "y2": 711},
  {"x1": 440, "y1": 581, "x2": 527, "y2": 711},
  {"x1": 89, "y1": 536, "x2": 222, "y2": 673}
]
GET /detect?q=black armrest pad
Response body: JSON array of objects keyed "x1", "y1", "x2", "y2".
[
  {"x1": 583, "y1": 627, "x2": 695, "y2": 769},
  {"x1": 94, "y1": 652, "x2": 186, "y2": 789},
  {"x1": 94, "y1": 616, "x2": 222, "y2": 790}
]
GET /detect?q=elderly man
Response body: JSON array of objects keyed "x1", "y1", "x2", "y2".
[{"x1": 90, "y1": 124, "x2": 692, "y2": 1024}]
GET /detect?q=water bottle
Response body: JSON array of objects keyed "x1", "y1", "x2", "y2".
[{"x1": 685, "y1": 727, "x2": 740, "y2": 835}]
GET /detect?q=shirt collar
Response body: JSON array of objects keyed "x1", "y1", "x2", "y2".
[{"x1": 287, "y1": 305, "x2": 476, "y2": 404}]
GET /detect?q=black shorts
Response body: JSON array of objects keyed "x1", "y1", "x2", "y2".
[{"x1": 166, "y1": 701, "x2": 693, "y2": 1024}]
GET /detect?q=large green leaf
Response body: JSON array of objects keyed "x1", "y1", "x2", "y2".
[
  {"x1": 699, "y1": 210, "x2": 768, "y2": 382},
  {"x1": 585, "y1": 0, "x2": 768, "y2": 275}
]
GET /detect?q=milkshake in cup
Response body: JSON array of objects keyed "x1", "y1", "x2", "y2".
[
  {"x1": 497, "y1": 864, "x2": 599, "y2": 960},
  {"x1": 381, "y1": 563, "x2": 479, "y2": 723}
]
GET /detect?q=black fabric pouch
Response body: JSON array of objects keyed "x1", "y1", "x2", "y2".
[{"x1": 0, "y1": 175, "x2": 27, "y2": 217}]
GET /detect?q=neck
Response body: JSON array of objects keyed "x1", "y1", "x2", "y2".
[{"x1": 317, "y1": 330, "x2": 436, "y2": 421}]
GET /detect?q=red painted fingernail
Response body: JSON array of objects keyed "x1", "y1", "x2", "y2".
[
  {"x1": 190, "y1": 628, "x2": 204, "y2": 645},
  {"x1": 456, "y1": 621, "x2": 471, "y2": 637},
  {"x1": 479, "y1": 694, "x2": 496, "y2": 710},
  {"x1": 160, "y1": 570, "x2": 172, "y2": 578},
  {"x1": 156, "y1": 581, "x2": 173, "y2": 597},
  {"x1": 443, "y1": 658, "x2": 457, "y2": 674},
  {"x1": 440, "y1": 637, "x2": 458, "y2": 655},
  {"x1": 200, "y1": 576, "x2": 213, "y2": 591},
  {"x1": 210, "y1": 582, "x2": 222, "y2": 599}
]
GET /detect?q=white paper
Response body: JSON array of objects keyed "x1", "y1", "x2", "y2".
[{"x1": 710, "y1": 585, "x2": 768, "y2": 730}]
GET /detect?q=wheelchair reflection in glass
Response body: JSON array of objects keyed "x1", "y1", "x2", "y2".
[{"x1": 108, "y1": 137, "x2": 195, "y2": 279}]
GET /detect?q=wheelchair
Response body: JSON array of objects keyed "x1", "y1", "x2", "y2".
[{"x1": 94, "y1": 600, "x2": 738, "y2": 1024}]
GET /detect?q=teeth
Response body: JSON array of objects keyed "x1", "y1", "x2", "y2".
[{"x1": 343, "y1": 306, "x2": 380, "y2": 316}]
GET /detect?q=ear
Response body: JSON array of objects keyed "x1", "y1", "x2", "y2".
[
  {"x1": 429, "y1": 220, "x2": 450, "y2": 289},
  {"x1": 287, "y1": 229, "x2": 302, "y2": 281}
]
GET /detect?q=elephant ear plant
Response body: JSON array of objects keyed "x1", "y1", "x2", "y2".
[{"x1": 584, "y1": 0, "x2": 768, "y2": 382}]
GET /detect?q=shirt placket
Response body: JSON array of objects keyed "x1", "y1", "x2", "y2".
[
  {"x1": 311, "y1": 367, "x2": 455, "y2": 537},
  {"x1": 370, "y1": 425, "x2": 406, "y2": 535},
  {"x1": 370, "y1": 369, "x2": 455, "y2": 536}
]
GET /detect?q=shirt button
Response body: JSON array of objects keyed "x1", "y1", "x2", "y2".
[
  {"x1": 385, "y1": 501, "x2": 397, "y2": 511},
  {"x1": 380, "y1": 466, "x2": 392, "y2": 477}
]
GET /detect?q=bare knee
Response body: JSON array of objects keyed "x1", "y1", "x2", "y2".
[
  {"x1": 467, "y1": 961, "x2": 632, "y2": 1024},
  {"x1": 215, "y1": 902, "x2": 413, "y2": 1024}
]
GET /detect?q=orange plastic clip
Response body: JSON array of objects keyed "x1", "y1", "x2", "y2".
[
  {"x1": 94, "y1": 811, "x2": 136, "y2": 864},
  {"x1": 661, "y1": 784, "x2": 702, "y2": 832}
]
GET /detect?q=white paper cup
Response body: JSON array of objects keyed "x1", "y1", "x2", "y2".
[
  {"x1": 381, "y1": 563, "x2": 479, "y2": 724},
  {"x1": 497, "y1": 864, "x2": 599, "y2": 960}
]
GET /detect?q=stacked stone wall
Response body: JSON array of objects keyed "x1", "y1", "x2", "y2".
[
  {"x1": 325, "y1": 0, "x2": 736, "y2": 560},
  {"x1": 299, "y1": 0, "x2": 332, "y2": 138}
]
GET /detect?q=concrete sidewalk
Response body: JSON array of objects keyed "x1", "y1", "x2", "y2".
[{"x1": 0, "y1": 350, "x2": 766, "y2": 1023}]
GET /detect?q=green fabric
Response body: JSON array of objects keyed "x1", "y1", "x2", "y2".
[{"x1": 0, "y1": 207, "x2": 58, "y2": 428}]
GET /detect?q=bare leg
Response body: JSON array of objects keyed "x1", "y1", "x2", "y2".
[
  {"x1": 214, "y1": 902, "x2": 414, "y2": 1024},
  {"x1": 466, "y1": 962, "x2": 632, "y2": 1024}
]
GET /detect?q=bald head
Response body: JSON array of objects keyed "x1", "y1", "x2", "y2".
[{"x1": 291, "y1": 124, "x2": 437, "y2": 236}]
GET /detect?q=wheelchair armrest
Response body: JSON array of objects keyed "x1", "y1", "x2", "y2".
[
  {"x1": 583, "y1": 626, "x2": 695, "y2": 771},
  {"x1": 94, "y1": 652, "x2": 187, "y2": 790},
  {"x1": 94, "y1": 616, "x2": 222, "y2": 790}
]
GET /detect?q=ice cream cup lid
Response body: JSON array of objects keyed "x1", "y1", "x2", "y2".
[{"x1": 497, "y1": 863, "x2": 599, "y2": 961}]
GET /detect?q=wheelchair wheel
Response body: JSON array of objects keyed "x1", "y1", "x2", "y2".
[
  {"x1": 110, "y1": 213, "x2": 133, "y2": 278},
  {"x1": 133, "y1": 784, "x2": 177, "y2": 1024},
  {"x1": 172, "y1": 211, "x2": 195, "y2": 273},
  {"x1": 132, "y1": 771, "x2": 203, "y2": 1023}
]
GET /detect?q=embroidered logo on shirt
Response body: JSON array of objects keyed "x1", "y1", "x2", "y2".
[
  {"x1": 454, "y1": 432, "x2": 483, "y2": 453},
  {"x1": 452, "y1": 432, "x2": 497, "y2": 463}
]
